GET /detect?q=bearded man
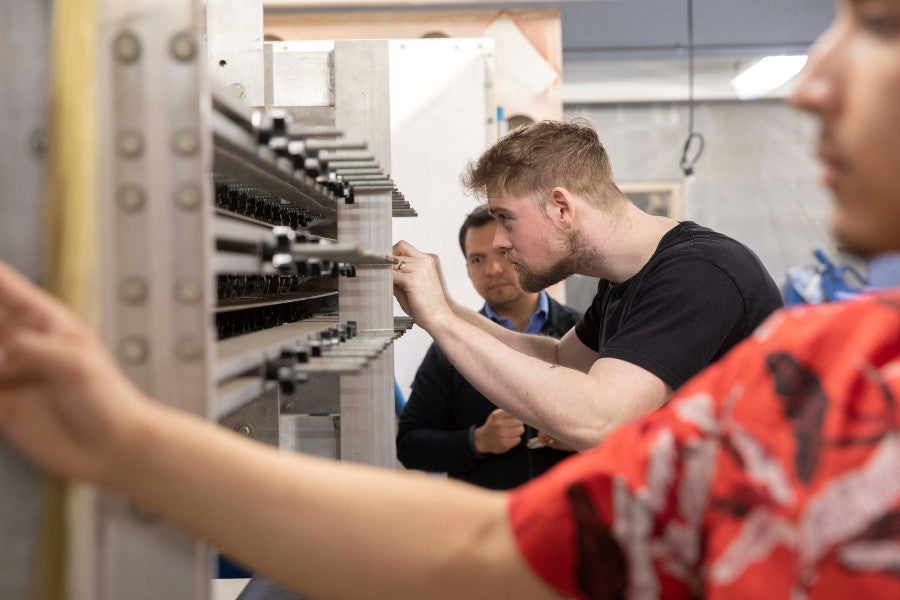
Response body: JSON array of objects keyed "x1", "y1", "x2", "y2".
[{"x1": 392, "y1": 120, "x2": 784, "y2": 450}]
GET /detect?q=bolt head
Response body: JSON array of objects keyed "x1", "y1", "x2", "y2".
[
  {"x1": 117, "y1": 130, "x2": 144, "y2": 158},
  {"x1": 119, "y1": 276, "x2": 148, "y2": 304},
  {"x1": 175, "y1": 184, "x2": 202, "y2": 210},
  {"x1": 120, "y1": 336, "x2": 149, "y2": 365},
  {"x1": 117, "y1": 184, "x2": 146, "y2": 213},
  {"x1": 172, "y1": 129, "x2": 199, "y2": 156},
  {"x1": 113, "y1": 31, "x2": 141, "y2": 63},
  {"x1": 169, "y1": 32, "x2": 196, "y2": 61}
]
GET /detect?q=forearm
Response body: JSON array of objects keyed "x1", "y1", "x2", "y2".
[
  {"x1": 428, "y1": 317, "x2": 618, "y2": 450},
  {"x1": 111, "y1": 403, "x2": 552, "y2": 600},
  {"x1": 450, "y1": 301, "x2": 559, "y2": 363}
]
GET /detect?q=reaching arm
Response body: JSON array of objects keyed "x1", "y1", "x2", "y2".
[
  {"x1": 448, "y1": 300, "x2": 563, "y2": 364},
  {"x1": 0, "y1": 261, "x2": 561, "y2": 600},
  {"x1": 424, "y1": 313, "x2": 672, "y2": 450},
  {"x1": 392, "y1": 242, "x2": 672, "y2": 449}
]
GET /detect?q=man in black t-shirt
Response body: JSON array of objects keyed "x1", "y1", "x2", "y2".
[
  {"x1": 396, "y1": 207, "x2": 582, "y2": 489},
  {"x1": 393, "y1": 120, "x2": 783, "y2": 450}
]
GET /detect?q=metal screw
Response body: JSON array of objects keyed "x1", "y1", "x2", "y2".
[
  {"x1": 175, "y1": 279, "x2": 202, "y2": 303},
  {"x1": 169, "y1": 32, "x2": 196, "y2": 61},
  {"x1": 119, "y1": 276, "x2": 148, "y2": 304},
  {"x1": 175, "y1": 336, "x2": 203, "y2": 361},
  {"x1": 172, "y1": 129, "x2": 199, "y2": 155},
  {"x1": 116, "y1": 130, "x2": 144, "y2": 158},
  {"x1": 228, "y1": 82, "x2": 246, "y2": 100},
  {"x1": 113, "y1": 31, "x2": 141, "y2": 63},
  {"x1": 174, "y1": 184, "x2": 202, "y2": 210},
  {"x1": 235, "y1": 424, "x2": 253, "y2": 436},
  {"x1": 117, "y1": 184, "x2": 146, "y2": 213},
  {"x1": 29, "y1": 128, "x2": 48, "y2": 158},
  {"x1": 120, "y1": 336, "x2": 149, "y2": 365}
]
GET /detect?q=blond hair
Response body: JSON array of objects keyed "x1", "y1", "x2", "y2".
[{"x1": 461, "y1": 119, "x2": 620, "y2": 209}]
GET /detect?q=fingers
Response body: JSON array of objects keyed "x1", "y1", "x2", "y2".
[
  {"x1": 392, "y1": 240, "x2": 428, "y2": 258},
  {"x1": 0, "y1": 327, "x2": 81, "y2": 387},
  {"x1": 0, "y1": 261, "x2": 79, "y2": 334}
]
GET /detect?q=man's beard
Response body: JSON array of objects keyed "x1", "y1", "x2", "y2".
[{"x1": 516, "y1": 231, "x2": 584, "y2": 293}]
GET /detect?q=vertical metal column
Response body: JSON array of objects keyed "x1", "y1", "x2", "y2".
[
  {"x1": 333, "y1": 40, "x2": 396, "y2": 468},
  {"x1": 0, "y1": 1, "x2": 52, "y2": 597},
  {"x1": 93, "y1": 0, "x2": 213, "y2": 597}
]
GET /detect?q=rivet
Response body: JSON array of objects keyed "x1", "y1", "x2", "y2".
[
  {"x1": 228, "y1": 82, "x2": 246, "y2": 100},
  {"x1": 174, "y1": 184, "x2": 202, "y2": 210},
  {"x1": 117, "y1": 184, "x2": 146, "y2": 213},
  {"x1": 117, "y1": 130, "x2": 144, "y2": 158},
  {"x1": 113, "y1": 31, "x2": 141, "y2": 63},
  {"x1": 169, "y1": 32, "x2": 196, "y2": 61},
  {"x1": 29, "y1": 128, "x2": 48, "y2": 158},
  {"x1": 119, "y1": 276, "x2": 148, "y2": 304},
  {"x1": 176, "y1": 279, "x2": 202, "y2": 303},
  {"x1": 172, "y1": 129, "x2": 199, "y2": 155},
  {"x1": 120, "y1": 336, "x2": 149, "y2": 365},
  {"x1": 235, "y1": 424, "x2": 253, "y2": 436},
  {"x1": 175, "y1": 336, "x2": 203, "y2": 361}
]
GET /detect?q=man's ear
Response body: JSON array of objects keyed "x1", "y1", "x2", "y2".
[{"x1": 547, "y1": 187, "x2": 575, "y2": 229}]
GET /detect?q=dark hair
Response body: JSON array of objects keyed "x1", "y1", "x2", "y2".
[
  {"x1": 458, "y1": 205, "x2": 494, "y2": 256},
  {"x1": 460, "y1": 119, "x2": 618, "y2": 209}
]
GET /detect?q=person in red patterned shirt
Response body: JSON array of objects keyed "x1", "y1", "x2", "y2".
[{"x1": 1, "y1": 1, "x2": 899, "y2": 598}]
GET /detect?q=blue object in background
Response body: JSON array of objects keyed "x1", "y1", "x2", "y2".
[
  {"x1": 394, "y1": 379, "x2": 406, "y2": 418},
  {"x1": 782, "y1": 248, "x2": 868, "y2": 305}
]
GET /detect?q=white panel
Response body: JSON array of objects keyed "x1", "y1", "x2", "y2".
[
  {"x1": 206, "y1": 0, "x2": 265, "y2": 106},
  {"x1": 388, "y1": 39, "x2": 495, "y2": 399},
  {"x1": 268, "y1": 44, "x2": 333, "y2": 107}
]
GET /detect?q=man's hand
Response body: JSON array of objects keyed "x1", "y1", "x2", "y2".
[
  {"x1": 392, "y1": 240, "x2": 456, "y2": 330},
  {"x1": 0, "y1": 261, "x2": 151, "y2": 485},
  {"x1": 473, "y1": 409, "x2": 524, "y2": 455}
]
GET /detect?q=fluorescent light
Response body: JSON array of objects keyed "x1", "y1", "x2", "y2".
[{"x1": 730, "y1": 55, "x2": 808, "y2": 100}]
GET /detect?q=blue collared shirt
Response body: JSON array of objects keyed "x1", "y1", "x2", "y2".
[
  {"x1": 483, "y1": 290, "x2": 550, "y2": 334},
  {"x1": 869, "y1": 252, "x2": 900, "y2": 288}
]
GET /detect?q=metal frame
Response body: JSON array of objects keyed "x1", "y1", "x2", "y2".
[
  {"x1": 0, "y1": 2, "x2": 56, "y2": 598},
  {"x1": 94, "y1": 0, "x2": 214, "y2": 597}
]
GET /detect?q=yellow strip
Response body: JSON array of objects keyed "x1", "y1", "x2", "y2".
[{"x1": 35, "y1": 0, "x2": 99, "y2": 598}]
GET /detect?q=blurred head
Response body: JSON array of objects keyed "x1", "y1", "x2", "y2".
[
  {"x1": 791, "y1": 0, "x2": 900, "y2": 256},
  {"x1": 460, "y1": 119, "x2": 622, "y2": 212},
  {"x1": 459, "y1": 206, "x2": 534, "y2": 308}
]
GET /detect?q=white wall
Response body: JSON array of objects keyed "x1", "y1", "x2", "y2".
[
  {"x1": 566, "y1": 100, "x2": 839, "y2": 284},
  {"x1": 389, "y1": 38, "x2": 495, "y2": 400}
]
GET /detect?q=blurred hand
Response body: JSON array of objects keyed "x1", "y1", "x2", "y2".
[
  {"x1": 473, "y1": 409, "x2": 524, "y2": 455},
  {"x1": 392, "y1": 240, "x2": 455, "y2": 330},
  {"x1": 0, "y1": 261, "x2": 151, "y2": 485}
]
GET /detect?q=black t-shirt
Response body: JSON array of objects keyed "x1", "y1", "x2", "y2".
[{"x1": 574, "y1": 221, "x2": 783, "y2": 390}]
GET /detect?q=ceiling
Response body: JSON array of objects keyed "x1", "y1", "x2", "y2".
[{"x1": 265, "y1": 0, "x2": 837, "y2": 103}]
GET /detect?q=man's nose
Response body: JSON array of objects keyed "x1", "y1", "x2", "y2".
[
  {"x1": 485, "y1": 255, "x2": 505, "y2": 274},
  {"x1": 492, "y1": 228, "x2": 510, "y2": 252}
]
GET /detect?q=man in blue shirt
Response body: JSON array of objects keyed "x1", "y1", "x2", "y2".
[{"x1": 396, "y1": 207, "x2": 582, "y2": 489}]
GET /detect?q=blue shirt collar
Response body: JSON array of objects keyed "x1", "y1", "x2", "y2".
[
  {"x1": 869, "y1": 252, "x2": 900, "y2": 288},
  {"x1": 484, "y1": 290, "x2": 550, "y2": 334}
]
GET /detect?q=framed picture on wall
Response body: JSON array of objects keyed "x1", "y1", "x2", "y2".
[{"x1": 620, "y1": 181, "x2": 684, "y2": 219}]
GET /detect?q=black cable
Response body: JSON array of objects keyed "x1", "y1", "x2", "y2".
[{"x1": 680, "y1": 0, "x2": 705, "y2": 177}]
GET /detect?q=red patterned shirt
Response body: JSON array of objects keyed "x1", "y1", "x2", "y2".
[{"x1": 509, "y1": 291, "x2": 900, "y2": 599}]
